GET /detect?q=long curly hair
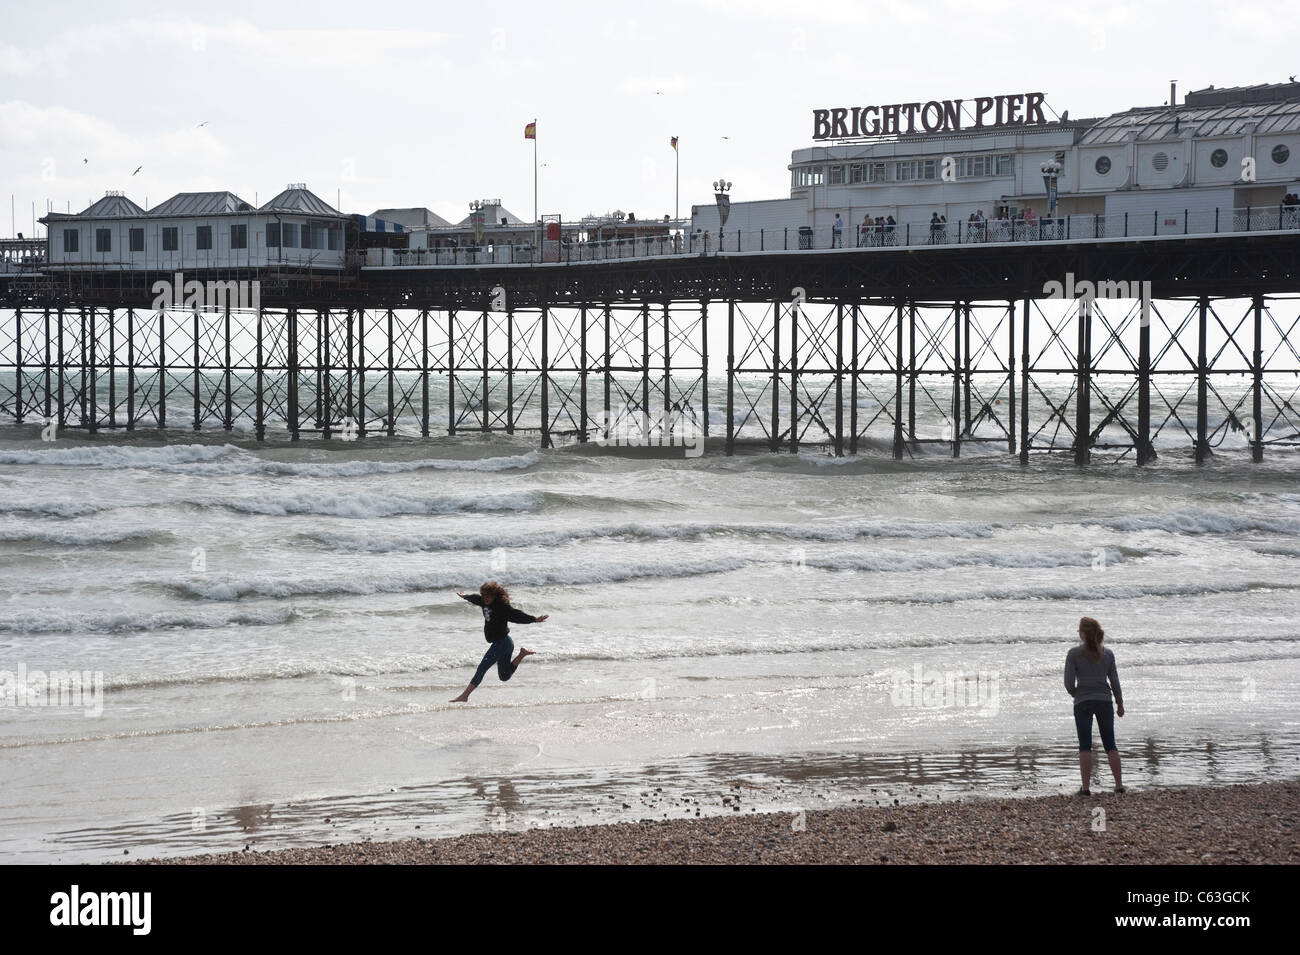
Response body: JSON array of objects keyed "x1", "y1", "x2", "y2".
[
  {"x1": 1079, "y1": 616, "x2": 1105, "y2": 662},
  {"x1": 480, "y1": 580, "x2": 510, "y2": 605}
]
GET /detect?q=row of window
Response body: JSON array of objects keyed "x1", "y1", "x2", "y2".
[
  {"x1": 61, "y1": 222, "x2": 340, "y2": 254},
  {"x1": 1093, "y1": 144, "x2": 1291, "y2": 175},
  {"x1": 267, "y1": 222, "x2": 341, "y2": 251},
  {"x1": 798, "y1": 154, "x2": 1015, "y2": 188}
]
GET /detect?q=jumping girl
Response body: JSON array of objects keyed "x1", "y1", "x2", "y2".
[
  {"x1": 450, "y1": 581, "x2": 548, "y2": 703},
  {"x1": 1064, "y1": 616, "x2": 1126, "y2": 795}
]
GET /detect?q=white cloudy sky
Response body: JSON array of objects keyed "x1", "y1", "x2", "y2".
[{"x1": 1, "y1": 0, "x2": 1294, "y2": 234}]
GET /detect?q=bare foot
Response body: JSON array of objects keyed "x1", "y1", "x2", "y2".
[
  {"x1": 518, "y1": 647, "x2": 536, "y2": 658},
  {"x1": 450, "y1": 694, "x2": 469, "y2": 703}
]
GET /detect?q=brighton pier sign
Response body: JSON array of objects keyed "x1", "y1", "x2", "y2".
[{"x1": 812, "y1": 92, "x2": 1048, "y2": 140}]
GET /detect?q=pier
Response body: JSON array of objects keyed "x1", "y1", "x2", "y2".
[{"x1": 2, "y1": 222, "x2": 1298, "y2": 463}]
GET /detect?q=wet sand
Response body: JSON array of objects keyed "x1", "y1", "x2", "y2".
[{"x1": 138, "y1": 778, "x2": 1299, "y2": 865}]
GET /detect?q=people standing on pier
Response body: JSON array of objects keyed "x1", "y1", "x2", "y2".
[
  {"x1": 450, "y1": 581, "x2": 548, "y2": 703},
  {"x1": 1064, "y1": 616, "x2": 1125, "y2": 795},
  {"x1": 832, "y1": 213, "x2": 843, "y2": 248}
]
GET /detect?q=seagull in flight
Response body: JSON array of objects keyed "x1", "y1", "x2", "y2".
[
  {"x1": 132, "y1": 166, "x2": 142, "y2": 176},
  {"x1": 197, "y1": 121, "x2": 209, "y2": 127}
]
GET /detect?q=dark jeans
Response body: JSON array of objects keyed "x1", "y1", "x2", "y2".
[
  {"x1": 471, "y1": 636, "x2": 516, "y2": 686},
  {"x1": 1074, "y1": 699, "x2": 1117, "y2": 752}
]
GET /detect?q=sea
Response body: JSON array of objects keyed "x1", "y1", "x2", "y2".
[{"x1": 1, "y1": 374, "x2": 1297, "y2": 862}]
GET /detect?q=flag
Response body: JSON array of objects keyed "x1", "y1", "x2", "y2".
[
  {"x1": 670, "y1": 136, "x2": 678, "y2": 151},
  {"x1": 524, "y1": 122, "x2": 536, "y2": 140}
]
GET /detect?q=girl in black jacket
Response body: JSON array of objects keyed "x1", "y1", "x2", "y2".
[{"x1": 450, "y1": 581, "x2": 548, "y2": 702}]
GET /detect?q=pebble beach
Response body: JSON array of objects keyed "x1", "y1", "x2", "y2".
[{"x1": 139, "y1": 779, "x2": 1299, "y2": 865}]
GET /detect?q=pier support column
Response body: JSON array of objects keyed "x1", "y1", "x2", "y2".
[
  {"x1": 56, "y1": 308, "x2": 65, "y2": 430},
  {"x1": 346, "y1": 308, "x2": 355, "y2": 433},
  {"x1": 13, "y1": 309, "x2": 22, "y2": 425},
  {"x1": 288, "y1": 307, "x2": 300, "y2": 441},
  {"x1": 725, "y1": 300, "x2": 734, "y2": 456},
  {"x1": 1074, "y1": 297, "x2": 1091, "y2": 465},
  {"x1": 907, "y1": 302, "x2": 917, "y2": 445},
  {"x1": 640, "y1": 303, "x2": 650, "y2": 446},
  {"x1": 108, "y1": 308, "x2": 117, "y2": 429},
  {"x1": 387, "y1": 308, "x2": 396, "y2": 436},
  {"x1": 126, "y1": 308, "x2": 135, "y2": 431},
  {"x1": 850, "y1": 303, "x2": 860, "y2": 456},
  {"x1": 1007, "y1": 300, "x2": 1017, "y2": 456},
  {"x1": 87, "y1": 307, "x2": 97, "y2": 433},
  {"x1": 542, "y1": 303, "x2": 552, "y2": 449},
  {"x1": 419, "y1": 308, "x2": 429, "y2": 438},
  {"x1": 834, "y1": 302, "x2": 844, "y2": 457},
  {"x1": 663, "y1": 302, "x2": 672, "y2": 447},
  {"x1": 579, "y1": 306, "x2": 588, "y2": 442},
  {"x1": 506, "y1": 307, "x2": 515, "y2": 435},
  {"x1": 789, "y1": 299, "x2": 798, "y2": 454},
  {"x1": 1195, "y1": 295, "x2": 1209, "y2": 464},
  {"x1": 962, "y1": 301, "x2": 972, "y2": 440},
  {"x1": 224, "y1": 303, "x2": 233, "y2": 431},
  {"x1": 700, "y1": 300, "x2": 709, "y2": 442},
  {"x1": 770, "y1": 298, "x2": 780, "y2": 453},
  {"x1": 192, "y1": 306, "x2": 200, "y2": 432},
  {"x1": 1019, "y1": 298, "x2": 1030, "y2": 464},
  {"x1": 445, "y1": 309, "x2": 455, "y2": 436},
  {"x1": 603, "y1": 304, "x2": 612, "y2": 442},
  {"x1": 952, "y1": 300, "x2": 961, "y2": 458},
  {"x1": 314, "y1": 308, "x2": 324, "y2": 430},
  {"x1": 892, "y1": 301, "x2": 904, "y2": 460},
  {"x1": 255, "y1": 306, "x2": 265, "y2": 441},
  {"x1": 43, "y1": 308, "x2": 52, "y2": 427},
  {"x1": 1137, "y1": 294, "x2": 1153, "y2": 464},
  {"x1": 1252, "y1": 294, "x2": 1264, "y2": 463},
  {"x1": 157, "y1": 309, "x2": 166, "y2": 430},
  {"x1": 481, "y1": 306, "x2": 490, "y2": 432}
]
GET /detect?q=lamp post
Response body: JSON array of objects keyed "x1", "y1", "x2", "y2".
[
  {"x1": 1040, "y1": 160, "x2": 1062, "y2": 219},
  {"x1": 713, "y1": 178, "x2": 732, "y2": 253},
  {"x1": 468, "y1": 199, "x2": 487, "y2": 248}
]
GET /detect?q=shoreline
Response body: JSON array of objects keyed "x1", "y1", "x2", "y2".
[{"x1": 135, "y1": 778, "x2": 1299, "y2": 865}]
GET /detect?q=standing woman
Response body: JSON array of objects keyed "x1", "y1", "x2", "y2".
[
  {"x1": 450, "y1": 581, "x2": 548, "y2": 703},
  {"x1": 1064, "y1": 616, "x2": 1125, "y2": 794}
]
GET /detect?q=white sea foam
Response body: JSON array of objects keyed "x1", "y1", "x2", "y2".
[
  {"x1": 0, "y1": 443, "x2": 241, "y2": 468},
  {"x1": 221, "y1": 489, "x2": 544, "y2": 519},
  {"x1": 0, "y1": 605, "x2": 294, "y2": 634},
  {"x1": 171, "y1": 554, "x2": 753, "y2": 601}
]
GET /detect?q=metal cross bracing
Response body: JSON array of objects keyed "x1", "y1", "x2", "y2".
[
  {"x1": 725, "y1": 298, "x2": 1017, "y2": 459},
  {"x1": 1014, "y1": 293, "x2": 1300, "y2": 464},
  {"x1": 594, "y1": 301, "x2": 708, "y2": 451},
  {"x1": 0, "y1": 292, "x2": 1296, "y2": 464}
]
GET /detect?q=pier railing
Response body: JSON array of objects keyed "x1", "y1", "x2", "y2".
[{"x1": 363, "y1": 203, "x2": 1300, "y2": 269}]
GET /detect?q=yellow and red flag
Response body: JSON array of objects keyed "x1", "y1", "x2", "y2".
[{"x1": 524, "y1": 122, "x2": 536, "y2": 140}]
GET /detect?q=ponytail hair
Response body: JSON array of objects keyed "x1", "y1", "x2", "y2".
[{"x1": 1079, "y1": 616, "x2": 1105, "y2": 662}]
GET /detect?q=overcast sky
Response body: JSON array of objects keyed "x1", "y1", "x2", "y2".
[{"x1": 1, "y1": 0, "x2": 1294, "y2": 234}]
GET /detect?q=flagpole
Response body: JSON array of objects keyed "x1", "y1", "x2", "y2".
[
  {"x1": 533, "y1": 118, "x2": 538, "y2": 255},
  {"x1": 675, "y1": 141, "x2": 679, "y2": 222}
]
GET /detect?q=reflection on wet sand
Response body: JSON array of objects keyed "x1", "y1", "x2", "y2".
[{"x1": 45, "y1": 729, "x2": 1299, "y2": 863}]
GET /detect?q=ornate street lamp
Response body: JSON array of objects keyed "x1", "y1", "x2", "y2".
[
  {"x1": 713, "y1": 179, "x2": 732, "y2": 252},
  {"x1": 1040, "y1": 160, "x2": 1062, "y2": 219},
  {"x1": 468, "y1": 200, "x2": 487, "y2": 247}
]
